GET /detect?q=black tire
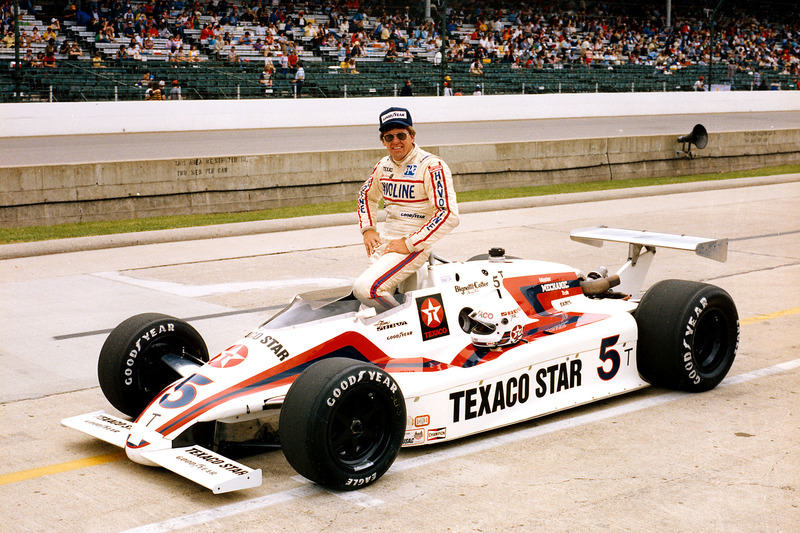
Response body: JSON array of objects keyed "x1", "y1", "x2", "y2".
[
  {"x1": 635, "y1": 280, "x2": 739, "y2": 392},
  {"x1": 279, "y1": 357, "x2": 406, "y2": 490},
  {"x1": 97, "y1": 313, "x2": 208, "y2": 418}
]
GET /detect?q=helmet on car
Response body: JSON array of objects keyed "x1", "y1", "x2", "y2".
[{"x1": 469, "y1": 293, "x2": 527, "y2": 349}]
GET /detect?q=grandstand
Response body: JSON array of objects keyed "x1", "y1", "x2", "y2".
[{"x1": 1, "y1": 0, "x2": 798, "y2": 102}]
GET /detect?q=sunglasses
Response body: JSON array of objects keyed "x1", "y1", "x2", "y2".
[{"x1": 382, "y1": 132, "x2": 409, "y2": 142}]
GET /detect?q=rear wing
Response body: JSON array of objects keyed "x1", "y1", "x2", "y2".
[{"x1": 570, "y1": 226, "x2": 728, "y2": 296}]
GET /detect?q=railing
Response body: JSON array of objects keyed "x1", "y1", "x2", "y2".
[{"x1": 2, "y1": 61, "x2": 796, "y2": 103}]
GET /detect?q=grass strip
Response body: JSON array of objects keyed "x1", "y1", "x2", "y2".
[{"x1": 2, "y1": 164, "x2": 798, "y2": 245}]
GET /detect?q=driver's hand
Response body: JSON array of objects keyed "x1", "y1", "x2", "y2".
[
  {"x1": 386, "y1": 238, "x2": 411, "y2": 255},
  {"x1": 363, "y1": 230, "x2": 381, "y2": 256}
]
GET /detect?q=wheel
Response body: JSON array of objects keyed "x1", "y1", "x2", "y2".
[
  {"x1": 97, "y1": 313, "x2": 208, "y2": 418},
  {"x1": 279, "y1": 357, "x2": 406, "y2": 490},
  {"x1": 635, "y1": 280, "x2": 739, "y2": 392}
]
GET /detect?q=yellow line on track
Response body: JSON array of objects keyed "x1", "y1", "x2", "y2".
[
  {"x1": 0, "y1": 451, "x2": 125, "y2": 486},
  {"x1": 1, "y1": 307, "x2": 798, "y2": 487},
  {"x1": 740, "y1": 306, "x2": 800, "y2": 326}
]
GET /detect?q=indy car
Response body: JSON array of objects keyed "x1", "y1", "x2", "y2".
[{"x1": 63, "y1": 226, "x2": 739, "y2": 493}]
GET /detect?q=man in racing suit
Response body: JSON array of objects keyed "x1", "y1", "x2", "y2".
[{"x1": 353, "y1": 107, "x2": 459, "y2": 310}]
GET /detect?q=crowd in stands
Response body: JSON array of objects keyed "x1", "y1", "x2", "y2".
[{"x1": 2, "y1": 0, "x2": 799, "y2": 91}]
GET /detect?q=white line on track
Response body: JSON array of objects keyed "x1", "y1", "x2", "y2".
[
  {"x1": 93, "y1": 271, "x2": 352, "y2": 297},
  {"x1": 122, "y1": 358, "x2": 800, "y2": 533}
]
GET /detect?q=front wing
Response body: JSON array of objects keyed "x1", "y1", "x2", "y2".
[{"x1": 61, "y1": 411, "x2": 262, "y2": 493}]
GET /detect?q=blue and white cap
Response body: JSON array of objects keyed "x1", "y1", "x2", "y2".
[{"x1": 379, "y1": 107, "x2": 412, "y2": 132}]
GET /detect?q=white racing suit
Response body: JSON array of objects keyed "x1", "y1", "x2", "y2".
[{"x1": 354, "y1": 144, "x2": 459, "y2": 309}]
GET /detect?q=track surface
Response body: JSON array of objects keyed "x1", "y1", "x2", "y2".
[
  {"x1": 1, "y1": 180, "x2": 798, "y2": 532},
  {"x1": 3, "y1": 110, "x2": 800, "y2": 166}
]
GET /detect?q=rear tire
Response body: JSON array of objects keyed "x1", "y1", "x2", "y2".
[
  {"x1": 279, "y1": 358, "x2": 406, "y2": 490},
  {"x1": 97, "y1": 313, "x2": 208, "y2": 417},
  {"x1": 635, "y1": 280, "x2": 738, "y2": 392}
]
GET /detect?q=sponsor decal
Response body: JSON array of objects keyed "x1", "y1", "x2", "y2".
[
  {"x1": 124, "y1": 322, "x2": 176, "y2": 386},
  {"x1": 387, "y1": 331, "x2": 413, "y2": 341},
  {"x1": 449, "y1": 360, "x2": 583, "y2": 423},
  {"x1": 683, "y1": 296, "x2": 709, "y2": 385},
  {"x1": 403, "y1": 429, "x2": 426, "y2": 445},
  {"x1": 381, "y1": 109, "x2": 408, "y2": 124},
  {"x1": 184, "y1": 447, "x2": 250, "y2": 476},
  {"x1": 427, "y1": 427, "x2": 446, "y2": 441},
  {"x1": 374, "y1": 319, "x2": 408, "y2": 332},
  {"x1": 209, "y1": 344, "x2": 248, "y2": 368},
  {"x1": 403, "y1": 164, "x2": 418, "y2": 177},
  {"x1": 414, "y1": 415, "x2": 430, "y2": 427},
  {"x1": 326, "y1": 369, "x2": 398, "y2": 407},
  {"x1": 345, "y1": 473, "x2": 377, "y2": 487},
  {"x1": 382, "y1": 181, "x2": 415, "y2": 200},
  {"x1": 382, "y1": 165, "x2": 393, "y2": 172},
  {"x1": 245, "y1": 331, "x2": 290, "y2": 361},
  {"x1": 429, "y1": 163, "x2": 447, "y2": 209},
  {"x1": 416, "y1": 294, "x2": 450, "y2": 341},
  {"x1": 400, "y1": 212, "x2": 427, "y2": 220},
  {"x1": 541, "y1": 281, "x2": 570, "y2": 292},
  {"x1": 454, "y1": 281, "x2": 490, "y2": 295},
  {"x1": 86, "y1": 414, "x2": 133, "y2": 433}
]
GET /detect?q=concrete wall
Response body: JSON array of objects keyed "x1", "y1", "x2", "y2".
[
  {"x1": 3, "y1": 92, "x2": 799, "y2": 227},
  {"x1": 2, "y1": 91, "x2": 800, "y2": 137},
  {"x1": 3, "y1": 127, "x2": 799, "y2": 227}
]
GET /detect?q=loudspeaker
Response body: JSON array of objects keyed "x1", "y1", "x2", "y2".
[{"x1": 676, "y1": 124, "x2": 708, "y2": 158}]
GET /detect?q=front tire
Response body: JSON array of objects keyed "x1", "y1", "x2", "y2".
[
  {"x1": 97, "y1": 313, "x2": 208, "y2": 417},
  {"x1": 279, "y1": 358, "x2": 406, "y2": 490},
  {"x1": 635, "y1": 280, "x2": 739, "y2": 392}
]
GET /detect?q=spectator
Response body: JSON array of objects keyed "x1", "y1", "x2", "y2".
[
  {"x1": 693, "y1": 76, "x2": 705, "y2": 91},
  {"x1": 400, "y1": 79, "x2": 413, "y2": 96},
  {"x1": 43, "y1": 50, "x2": 57, "y2": 68},
  {"x1": 43, "y1": 26, "x2": 58, "y2": 42},
  {"x1": 473, "y1": 84, "x2": 482, "y2": 96},
  {"x1": 136, "y1": 70, "x2": 154, "y2": 87},
  {"x1": 228, "y1": 45, "x2": 239, "y2": 63},
  {"x1": 169, "y1": 80, "x2": 182, "y2": 100},
  {"x1": 260, "y1": 63, "x2": 274, "y2": 87},
  {"x1": 213, "y1": 36, "x2": 225, "y2": 58},
  {"x1": 21, "y1": 48, "x2": 34, "y2": 67},
  {"x1": 470, "y1": 59, "x2": 484, "y2": 76},
  {"x1": 68, "y1": 42, "x2": 83, "y2": 60},
  {"x1": 293, "y1": 61, "x2": 305, "y2": 97}
]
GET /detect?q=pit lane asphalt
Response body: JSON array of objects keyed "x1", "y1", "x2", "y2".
[{"x1": 1, "y1": 177, "x2": 798, "y2": 533}]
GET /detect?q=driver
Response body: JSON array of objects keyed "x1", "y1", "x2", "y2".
[{"x1": 353, "y1": 107, "x2": 460, "y2": 310}]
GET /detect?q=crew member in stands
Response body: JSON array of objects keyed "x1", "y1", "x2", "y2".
[{"x1": 353, "y1": 107, "x2": 459, "y2": 310}]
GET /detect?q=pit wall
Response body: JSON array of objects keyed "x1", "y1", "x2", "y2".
[
  {"x1": 3, "y1": 127, "x2": 799, "y2": 227},
  {"x1": 2, "y1": 92, "x2": 799, "y2": 227}
]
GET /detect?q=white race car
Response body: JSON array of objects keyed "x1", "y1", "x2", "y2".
[{"x1": 63, "y1": 226, "x2": 738, "y2": 493}]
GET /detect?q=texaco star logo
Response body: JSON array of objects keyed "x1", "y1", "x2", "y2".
[
  {"x1": 209, "y1": 344, "x2": 248, "y2": 368},
  {"x1": 511, "y1": 324, "x2": 524, "y2": 342},
  {"x1": 419, "y1": 298, "x2": 443, "y2": 328}
]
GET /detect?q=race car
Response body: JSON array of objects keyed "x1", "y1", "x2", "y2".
[{"x1": 62, "y1": 226, "x2": 739, "y2": 493}]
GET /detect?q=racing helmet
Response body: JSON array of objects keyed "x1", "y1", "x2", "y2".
[{"x1": 468, "y1": 293, "x2": 527, "y2": 349}]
